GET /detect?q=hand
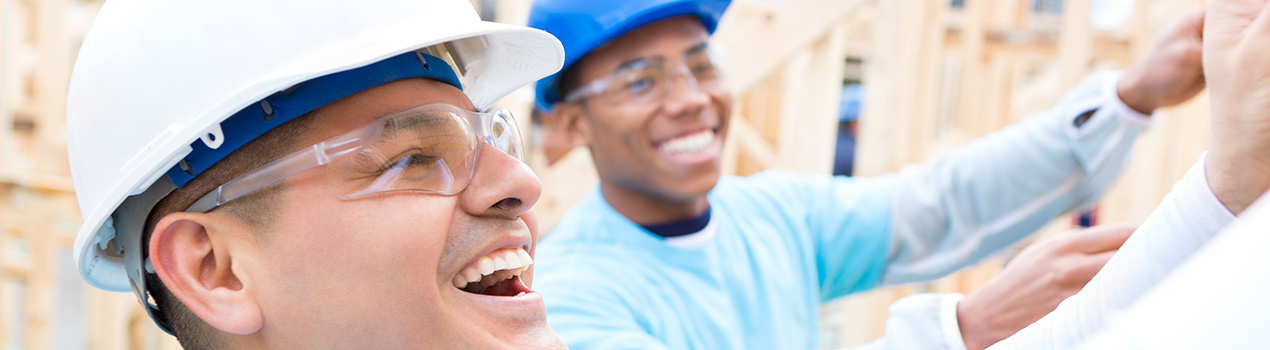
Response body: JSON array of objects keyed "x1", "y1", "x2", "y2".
[
  {"x1": 1203, "y1": 0, "x2": 1270, "y2": 215},
  {"x1": 1116, "y1": 7, "x2": 1206, "y2": 114},
  {"x1": 956, "y1": 224, "x2": 1134, "y2": 350}
]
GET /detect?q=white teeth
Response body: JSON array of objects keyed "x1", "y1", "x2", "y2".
[
  {"x1": 464, "y1": 268, "x2": 482, "y2": 283},
  {"x1": 658, "y1": 130, "x2": 715, "y2": 155},
  {"x1": 453, "y1": 248, "x2": 535, "y2": 291},
  {"x1": 504, "y1": 251, "x2": 522, "y2": 268},
  {"x1": 477, "y1": 257, "x2": 495, "y2": 275},
  {"x1": 515, "y1": 292, "x2": 526, "y2": 297},
  {"x1": 517, "y1": 249, "x2": 534, "y2": 265}
]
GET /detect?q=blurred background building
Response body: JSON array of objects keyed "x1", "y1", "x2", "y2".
[{"x1": 0, "y1": 0, "x2": 1210, "y2": 348}]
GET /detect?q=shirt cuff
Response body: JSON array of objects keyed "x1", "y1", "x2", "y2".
[
  {"x1": 941, "y1": 293, "x2": 970, "y2": 350},
  {"x1": 1102, "y1": 71, "x2": 1154, "y2": 128},
  {"x1": 1187, "y1": 152, "x2": 1240, "y2": 227}
]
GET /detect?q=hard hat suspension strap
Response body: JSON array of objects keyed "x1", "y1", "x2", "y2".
[{"x1": 165, "y1": 51, "x2": 463, "y2": 188}]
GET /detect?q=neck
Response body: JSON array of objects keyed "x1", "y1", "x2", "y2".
[{"x1": 599, "y1": 180, "x2": 710, "y2": 226}]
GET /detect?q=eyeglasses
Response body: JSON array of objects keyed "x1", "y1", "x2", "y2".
[
  {"x1": 186, "y1": 103, "x2": 523, "y2": 212},
  {"x1": 563, "y1": 46, "x2": 724, "y2": 105}
]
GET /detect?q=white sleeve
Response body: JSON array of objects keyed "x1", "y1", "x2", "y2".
[
  {"x1": 847, "y1": 293, "x2": 970, "y2": 350},
  {"x1": 1075, "y1": 191, "x2": 1270, "y2": 350},
  {"x1": 988, "y1": 154, "x2": 1238, "y2": 349},
  {"x1": 881, "y1": 72, "x2": 1153, "y2": 285}
]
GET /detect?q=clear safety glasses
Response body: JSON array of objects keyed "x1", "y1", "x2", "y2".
[
  {"x1": 186, "y1": 103, "x2": 523, "y2": 212},
  {"x1": 563, "y1": 45, "x2": 724, "y2": 106}
]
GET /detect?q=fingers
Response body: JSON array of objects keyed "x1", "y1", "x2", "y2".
[
  {"x1": 1062, "y1": 223, "x2": 1135, "y2": 254},
  {"x1": 1178, "y1": 6, "x2": 1207, "y2": 39},
  {"x1": 1061, "y1": 250, "x2": 1118, "y2": 287},
  {"x1": 1251, "y1": 1, "x2": 1270, "y2": 41},
  {"x1": 1205, "y1": 0, "x2": 1266, "y2": 50}
]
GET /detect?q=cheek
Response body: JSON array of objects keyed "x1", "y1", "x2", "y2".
[
  {"x1": 589, "y1": 109, "x2": 653, "y2": 157},
  {"x1": 714, "y1": 92, "x2": 733, "y2": 120},
  {"x1": 263, "y1": 188, "x2": 459, "y2": 317}
]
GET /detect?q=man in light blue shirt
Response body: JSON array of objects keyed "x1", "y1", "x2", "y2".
[{"x1": 527, "y1": 0, "x2": 1206, "y2": 348}]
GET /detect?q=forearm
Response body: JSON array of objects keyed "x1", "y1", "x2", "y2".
[
  {"x1": 1073, "y1": 191, "x2": 1270, "y2": 350},
  {"x1": 881, "y1": 72, "x2": 1151, "y2": 285},
  {"x1": 1205, "y1": 146, "x2": 1270, "y2": 215},
  {"x1": 987, "y1": 155, "x2": 1236, "y2": 350}
]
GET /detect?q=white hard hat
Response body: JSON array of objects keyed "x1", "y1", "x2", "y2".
[{"x1": 66, "y1": 0, "x2": 563, "y2": 324}]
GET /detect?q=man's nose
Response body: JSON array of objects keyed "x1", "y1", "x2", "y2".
[
  {"x1": 458, "y1": 143, "x2": 541, "y2": 218},
  {"x1": 662, "y1": 67, "x2": 710, "y2": 117}
]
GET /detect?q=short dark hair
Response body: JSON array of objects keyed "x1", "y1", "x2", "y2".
[{"x1": 142, "y1": 110, "x2": 317, "y2": 349}]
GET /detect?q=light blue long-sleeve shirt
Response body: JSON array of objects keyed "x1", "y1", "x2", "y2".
[{"x1": 533, "y1": 72, "x2": 1152, "y2": 350}]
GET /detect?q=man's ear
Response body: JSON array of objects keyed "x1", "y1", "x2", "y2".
[
  {"x1": 550, "y1": 102, "x2": 592, "y2": 147},
  {"x1": 149, "y1": 211, "x2": 263, "y2": 335}
]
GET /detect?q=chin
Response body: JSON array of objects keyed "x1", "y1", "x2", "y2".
[
  {"x1": 464, "y1": 324, "x2": 566, "y2": 350},
  {"x1": 663, "y1": 166, "x2": 722, "y2": 201}
]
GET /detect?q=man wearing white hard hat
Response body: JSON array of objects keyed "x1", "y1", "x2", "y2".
[{"x1": 67, "y1": 0, "x2": 566, "y2": 348}]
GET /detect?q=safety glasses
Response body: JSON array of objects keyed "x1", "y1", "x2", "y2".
[
  {"x1": 186, "y1": 103, "x2": 523, "y2": 212},
  {"x1": 563, "y1": 45, "x2": 724, "y2": 106}
]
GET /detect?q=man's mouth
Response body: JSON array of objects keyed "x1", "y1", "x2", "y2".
[
  {"x1": 656, "y1": 129, "x2": 718, "y2": 156},
  {"x1": 452, "y1": 247, "x2": 534, "y2": 297}
]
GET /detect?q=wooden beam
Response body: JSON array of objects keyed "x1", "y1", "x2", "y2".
[
  {"x1": 23, "y1": 0, "x2": 69, "y2": 347},
  {"x1": 728, "y1": 118, "x2": 777, "y2": 170},
  {"x1": 954, "y1": 0, "x2": 989, "y2": 137},
  {"x1": 712, "y1": 0, "x2": 871, "y2": 95},
  {"x1": 775, "y1": 22, "x2": 850, "y2": 174},
  {"x1": 1057, "y1": 0, "x2": 1093, "y2": 89},
  {"x1": 855, "y1": 0, "x2": 946, "y2": 176}
]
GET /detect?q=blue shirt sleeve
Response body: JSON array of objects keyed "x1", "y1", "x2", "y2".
[{"x1": 731, "y1": 170, "x2": 895, "y2": 301}]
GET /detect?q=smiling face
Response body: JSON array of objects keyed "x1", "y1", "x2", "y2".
[
  {"x1": 559, "y1": 16, "x2": 733, "y2": 223},
  {"x1": 234, "y1": 78, "x2": 563, "y2": 348}
]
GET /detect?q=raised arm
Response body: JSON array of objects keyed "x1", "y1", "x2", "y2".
[
  {"x1": 850, "y1": 9, "x2": 1206, "y2": 350},
  {"x1": 991, "y1": 1, "x2": 1270, "y2": 348},
  {"x1": 877, "y1": 5, "x2": 1205, "y2": 286},
  {"x1": 848, "y1": 225, "x2": 1131, "y2": 350}
]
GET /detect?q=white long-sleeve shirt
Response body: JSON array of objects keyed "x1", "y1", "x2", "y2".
[
  {"x1": 1078, "y1": 190, "x2": 1270, "y2": 349},
  {"x1": 989, "y1": 154, "x2": 1245, "y2": 349}
]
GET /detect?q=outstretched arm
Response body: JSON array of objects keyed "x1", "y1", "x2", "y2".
[
  {"x1": 848, "y1": 226, "x2": 1131, "y2": 350},
  {"x1": 846, "y1": 9, "x2": 1206, "y2": 350},
  {"x1": 992, "y1": 1, "x2": 1270, "y2": 348},
  {"x1": 878, "y1": 6, "x2": 1205, "y2": 286}
]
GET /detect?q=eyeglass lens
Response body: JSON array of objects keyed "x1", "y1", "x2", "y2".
[
  {"x1": 601, "y1": 49, "x2": 721, "y2": 105},
  {"x1": 328, "y1": 106, "x2": 521, "y2": 199}
]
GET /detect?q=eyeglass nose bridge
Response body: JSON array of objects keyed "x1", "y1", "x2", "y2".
[
  {"x1": 473, "y1": 109, "x2": 523, "y2": 161},
  {"x1": 658, "y1": 64, "x2": 707, "y2": 100}
]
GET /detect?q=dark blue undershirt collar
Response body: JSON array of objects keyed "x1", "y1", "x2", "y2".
[{"x1": 640, "y1": 207, "x2": 712, "y2": 238}]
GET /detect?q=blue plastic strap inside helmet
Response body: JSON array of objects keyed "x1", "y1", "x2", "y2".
[{"x1": 166, "y1": 51, "x2": 462, "y2": 188}]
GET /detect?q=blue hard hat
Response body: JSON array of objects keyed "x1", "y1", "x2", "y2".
[{"x1": 528, "y1": 0, "x2": 731, "y2": 111}]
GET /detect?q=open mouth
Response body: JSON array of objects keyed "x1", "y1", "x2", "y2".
[
  {"x1": 656, "y1": 129, "x2": 718, "y2": 155},
  {"x1": 452, "y1": 247, "x2": 534, "y2": 297}
]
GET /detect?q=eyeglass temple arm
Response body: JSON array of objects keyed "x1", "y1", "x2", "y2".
[{"x1": 183, "y1": 139, "x2": 362, "y2": 212}]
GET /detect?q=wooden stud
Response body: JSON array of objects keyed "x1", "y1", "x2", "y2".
[{"x1": 712, "y1": 0, "x2": 870, "y2": 95}]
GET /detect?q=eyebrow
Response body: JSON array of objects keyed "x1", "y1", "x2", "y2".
[
  {"x1": 612, "y1": 41, "x2": 710, "y2": 72},
  {"x1": 614, "y1": 56, "x2": 655, "y2": 73},
  {"x1": 685, "y1": 42, "x2": 709, "y2": 56},
  {"x1": 378, "y1": 112, "x2": 455, "y2": 139}
]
